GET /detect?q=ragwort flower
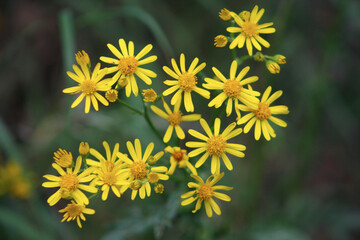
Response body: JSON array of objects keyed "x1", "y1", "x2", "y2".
[
  {"x1": 164, "y1": 146, "x2": 197, "y2": 175},
  {"x1": 181, "y1": 173, "x2": 233, "y2": 218},
  {"x1": 186, "y1": 118, "x2": 246, "y2": 174},
  {"x1": 116, "y1": 139, "x2": 168, "y2": 200},
  {"x1": 227, "y1": 5, "x2": 276, "y2": 56},
  {"x1": 163, "y1": 54, "x2": 210, "y2": 112},
  {"x1": 42, "y1": 156, "x2": 97, "y2": 206},
  {"x1": 203, "y1": 60, "x2": 259, "y2": 119},
  {"x1": 237, "y1": 86, "x2": 289, "y2": 141},
  {"x1": 151, "y1": 98, "x2": 201, "y2": 143},
  {"x1": 59, "y1": 201, "x2": 95, "y2": 228},
  {"x1": 63, "y1": 63, "x2": 116, "y2": 113},
  {"x1": 100, "y1": 39, "x2": 157, "y2": 97}
]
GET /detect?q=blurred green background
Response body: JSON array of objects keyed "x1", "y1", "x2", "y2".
[{"x1": 0, "y1": 0, "x2": 360, "y2": 239}]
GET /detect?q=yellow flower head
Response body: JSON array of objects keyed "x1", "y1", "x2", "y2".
[
  {"x1": 105, "y1": 89, "x2": 118, "y2": 102},
  {"x1": 203, "y1": 60, "x2": 260, "y2": 119},
  {"x1": 59, "y1": 201, "x2": 95, "y2": 228},
  {"x1": 219, "y1": 8, "x2": 232, "y2": 21},
  {"x1": 116, "y1": 139, "x2": 169, "y2": 200},
  {"x1": 186, "y1": 118, "x2": 246, "y2": 174},
  {"x1": 142, "y1": 88, "x2": 157, "y2": 102},
  {"x1": 164, "y1": 146, "x2": 197, "y2": 175},
  {"x1": 151, "y1": 98, "x2": 201, "y2": 143},
  {"x1": 87, "y1": 141, "x2": 127, "y2": 201},
  {"x1": 100, "y1": 39, "x2": 157, "y2": 97},
  {"x1": 162, "y1": 54, "x2": 210, "y2": 112},
  {"x1": 266, "y1": 61, "x2": 280, "y2": 74},
  {"x1": 274, "y1": 55, "x2": 286, "y2": 64},
  {"x1": 42, "y1": 156, "x2": 97, "y2": 206},
  {"x1": 227, "y1": 5, "x2": 276, "y2": 56},
  {"x1": 79, "y1": 142, "x2": 90, "y2": 156},
  {"x1": 63, "y1": 63, "x2": 117, "y2": 113},
  {"x1": 237, "y1": 86, "x2": 289, "y2": 141},
  {"x1": 75, "y1": 50, "x2": 90, "y2": 67},
  {"x1": 154, "y1": 183, "x2": 164, "y2": 194},
  {"x1": 181, "y1": 173, "x2": 233, "y2": 218},
  {"x1": 214, "y1": 35, "x2": 228, "y2": 48},
  {"x1": 53, "y1": 149, "x2": 73, "y2": 168}
]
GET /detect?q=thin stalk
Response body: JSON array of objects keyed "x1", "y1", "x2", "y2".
[{"x1": 117, "y1": 99, "x2": 143, "y2": 115}]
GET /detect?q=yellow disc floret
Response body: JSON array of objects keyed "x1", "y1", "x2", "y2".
[
  {"x1": 168, "y1": 111, "x2": 183, "y2": 126},
  {"x1": 206, "y1": 135, "x2": 227, "y2": 156},
  {"x1": 80, "y1": 79, "x2": 97, "y2": 95},
  {"x1": 254, "y1": 102, "x2": 271, "y2": 120},
  {"x1": 242, "y1": 22, "x2": 258, "y2": 38},
  {"x1": 60, "y1": 173, "x2": 79, "y2": 191},
  {"x1": 130, "y1": 161, "x2": 148, "y2": 179},
  {"x1": 223, "y1": 79, "x2": 243, "y2": 99},
  {"x1": 118, "y1": 56, "x2": 138, "y2": 75},
  {"x1": 198, "y1": 184, "x2": 213, "y2": 200},
  {"x1": 148, "y1": 172, "x2": 160, "y2": 184},
  {"x1": 102, "y1": 171, "x2": 117, "y2": 186},
  {"x1": 178, "y1": 73, "x2": 197, "y2": 92}
]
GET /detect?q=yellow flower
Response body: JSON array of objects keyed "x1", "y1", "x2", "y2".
[
  {"x1": 154, "y1": 183, "x2": 164, "y2": 194},
  {"x1": 181, "y1": 173, "x2": 233, "y2": 218},
  {"x1": 87, "y1": 141, "x2": 127, "y2": 200},
  {"x1": 237, "y1": 86, "x2": 289, "y2": 141},
  {"x1": 79, "y1": 142, "x2": 90, "y2": 156},
  {"x1": 75, "y1": 50, "x2": 90, "y2": 66},
  {"x1": 227, "y1": 5, "x2": 276, "y2": 56},
  {"x1": 203, "y1": 60, "x2": 260, "y2": 119},
  {"x1": 105, "y1": 89, "x2": 118, "y2": 102},
  {"x1": 151, "y1": 98, "x2": 201, "y2": 143},
  {"x1": 100, "y1": 39, "x2": 157, "y2": 97},
  {"x1": 274, "y1": 55, "x2": 286, "y2": 64},
  {"x1": 165, "y1": 146, "x2": 197, "y2": 175},
  {"x1": 53, "y1": 149, "x2": 73, "y2": 168},
  {"x1": 162, "y1": 54, "x2": 210, "y2": 112},
  {"x1": 218, "y1": 8, "x2": 232, "y2": 21},
  {"x1": 266, "y1": 61, "x2": 280, "y2": 74},
  {"x1": 214, "y1": 35, "x2": 228, "y2": 47},
  {"x1": 42, "y1": 156, "x2": 97, "y2": 206},
  {"x1": 142, "y1": 88, "x2": 157, "y2": 102},
  {"x1": 59, "y1": 201, "x2": 95, "y2": 228},
  {"x1": 186, "y1": 118, "x2": 246, "y2": 174},
  {"x1": 63, "y1": 63, "x2": 116, "y2": 113},
  {"x1": 116, "y1": 139, "x2": 169, "y2": 200}
]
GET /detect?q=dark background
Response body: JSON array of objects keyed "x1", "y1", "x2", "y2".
[{"x1": 0, "y1": 0, "x2": 359, "y2": 239}]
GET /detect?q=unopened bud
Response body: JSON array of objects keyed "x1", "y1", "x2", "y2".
[
  {"x1": 79, "y1": 142, "x2": 90, "y2": 156},
  {"x1": 154, "y1": 184, "x2": 164, "y2": 194},
  {"x1": 129, "y1": 181, "x2": 141, "y2": 190}
]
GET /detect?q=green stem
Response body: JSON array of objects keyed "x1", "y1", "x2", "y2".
[
  {"x1": 117, "y1": 99, "x2": 143, "y2": 115},
  {"x1": 143, "y1": 104, "x2": 164, "y2": 145},
  {"x1": 237, "y1": 55, "x2": 251, "y2": 65}
]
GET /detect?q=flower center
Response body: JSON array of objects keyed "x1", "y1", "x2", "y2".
[
  {"x1": 60, "y1": 173, "x2": 79, "y2": 192},
  {"x1": 81, "y1": 79, "x2": 97, "y2": 95},
  {"x1": 206, "y1": 135, "x2": 227, "y2": 156},
  {"x1": 254, "y1": 102, "x2": 271, "y2": 120},
  {"x1": 148, "y1": 172, "x2": 159, "y2": 184},
  {"x1": 130, "y1": 161, "x2": 148, "y2": 179},
  {"x1": 66, "y1": 203, "x2": 83, "y2": 218},
  {"x1": 223, "y1": 79, "x2": 243, "y2": 99},
  {"x1": 178, "y1": 73, "x2": 197, "y2": 92},
  {"x1": 168, "y1": 111, "x2": 182, "y2": 126},
  {"x1": 118, "y1": 56, "x2": 138, "y2": 75},
  {"x1": 172, "y1": 151, "x2": 184, "y2": 163},
  {"x1": 242, "y1": 22, "x2": 258, "y2": 38},
  {"x1": 198, "y1": 184, "x2": 213, "y2": 200},
  {"x1": 102, "y1": 171, "x2": 117, "y2": 185}
]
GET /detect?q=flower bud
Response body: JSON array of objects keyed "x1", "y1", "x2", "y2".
[
  {"x1": 218, "y1": 8, "x2": 232, "y2": 21},
  {"x1": 266, "y1": 61, "x2": 280, "y2": 74},
  {"x1": 105, "y1": 89, "x2": 118, "y2": 102},
  {"x1": 75, "y1": 50, "x2": 90, "y2": 67},
  {"x1": 214, "y1": 35, "x2": 228, "y2": 48},
  {"x1": 118, "y1": 78, "x2": 128, "y2": 88},
  {"x1": 142, "y1": 89, "x2": 157, "y2": 102},
  {"x1": 254, "y1": 52, "x2": 264, "y2": 62},
  {"x1": 239, "y1": 11, "x2": 250, "y2": 21},
  {"x1": 148, "y1": 172, "x2": 160, "y2": 184},
  {"x1": 154, "y1": 184, "x2": 164, "y2": 194},
  {"x1": 79, "y1": 142, "x2": 90, "y2": 156},
  {"x1": 274, "y1": 55, "x2": 286, "y2": 64},
  {"x1": 129, "y1": 181, "x2": 142, "y2": 190}
]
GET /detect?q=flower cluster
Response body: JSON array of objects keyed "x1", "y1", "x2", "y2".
[{"x1": 44, "y1": 4, "x2": 290, "y2": 227}]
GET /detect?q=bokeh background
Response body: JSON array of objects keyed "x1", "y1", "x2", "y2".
[{"x1": 0, "y1": 0, "x2": 359, "y2": 239}]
